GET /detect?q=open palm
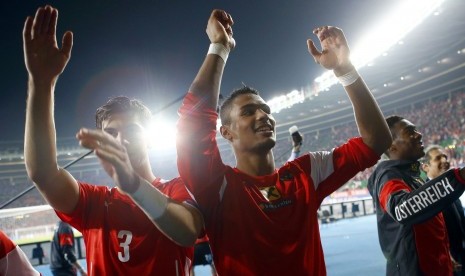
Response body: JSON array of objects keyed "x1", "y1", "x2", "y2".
[
  {"x1": 308, "y1": 26, "x2": 351, "y2": 73},
  {"x1": 23, "y1": 6, "x2": 73, "y2": 82}
]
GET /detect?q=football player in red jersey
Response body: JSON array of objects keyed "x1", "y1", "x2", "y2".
[
  {"x1": 23, "y1": 5, "x2": 203, "y2": 275},
  {"x1": 176, "y1": 9, "x2": 391, "y2": 275}
]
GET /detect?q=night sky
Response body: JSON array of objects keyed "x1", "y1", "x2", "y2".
[{"x1": 1, "y1": 0, "x2": 397, "y2": 142}]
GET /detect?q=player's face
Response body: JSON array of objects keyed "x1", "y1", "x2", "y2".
[
  {"x1": 390, "y1": 119, "x2": 424, "y2": 161},
  {"x1": 423, "y1": 149, "x2": 450, "y2": 179},
  {"x1": 225, "y1": 94, "x2": 276, "y2": 153},
  {"x1": 101, "y1": 112, "x2": 149, "y2": 170}
]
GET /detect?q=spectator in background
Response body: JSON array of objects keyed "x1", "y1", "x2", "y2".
[
  {"x1": 422, "y1": 145, "x2": 465, "y2": 275},
  {"x1": 50, "y1": 221, "x2": 87, "y2": 275},
  {"x1": 368, "y1": 115, "x2": 465, "y2": 275},
  {"x1": 0, "y1": 230, "x2": 39, "y2": 275},
  {"x1": 288, "y1": 125, "x2": 303, "y2": 161},
  {"x1": 23, "y1": 5, "x2": 203, "y2": 275}
]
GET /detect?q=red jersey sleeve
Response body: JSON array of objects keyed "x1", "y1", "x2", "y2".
[
  {"x1": 176, "y1": 92, "x2": 227, "y2": 208},
  {"x1": 55, "y1": 183, "x2": 104, "y2": 232},
  {"x1": 378, "y1": 179, "x2": 412, "y2": 211},
  {"x1": 312, "y1": 137, "x2": 380, "y2": 204},
  {"x1": 0, "y1": 231, "x2": 40, "y2": 276},
  {"x1": 0, "y1": 231, "x2": 16, "y2": 258}
]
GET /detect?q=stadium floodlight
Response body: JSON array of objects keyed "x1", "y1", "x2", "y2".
[
  {"x1": 267, "y1": 89, "x2": 305, "y2": 113},
  {"x1": 314, "y1": 0, "x2": 445, "y2": 93},
  {"x1": 145, "y1": 116, "x2": 177, "y2": 152}
]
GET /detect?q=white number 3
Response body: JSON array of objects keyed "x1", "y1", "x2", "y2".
[{"x1": 118, "y1": 230, "x2": 133, "y2": 262}]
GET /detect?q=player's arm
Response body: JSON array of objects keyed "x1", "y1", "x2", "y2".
[
  {"x1": 176, "y1": 10, "x2": 235, "y2": 201},
  {"x1": 308, "y1": 26, "x2": 391, "y2": 155},
  {"x1": 379, "y1": 168, "x2": 465, "y2": 227},
  {"x1": 77, "y1": 128, "x2": 203, "y2": 246},
  {"x1": 188, "y1": 9, "x2": 235, "y2": 110},
  {"x1": 23, "y1": 5, "x2": 79, "y2": 214},
  {"x1": 127, "y1": 177, "x2": 203, "y2": 246}
]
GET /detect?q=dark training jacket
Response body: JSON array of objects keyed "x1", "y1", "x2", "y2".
[{"x1": 368, "y1": 160, "x2": 465, "y2": 276}]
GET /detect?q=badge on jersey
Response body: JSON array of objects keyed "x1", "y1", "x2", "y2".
[{"x1": 259, "y1": 186, "x2": 282, "y2": 202}]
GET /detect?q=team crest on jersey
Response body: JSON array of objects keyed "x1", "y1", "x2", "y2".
[
  {"x1": 259, "y1": 186, "x2": 281, "y2": 202},
  {"x1": 410, "y1": 162, "x2": 420, "y2": 172}
]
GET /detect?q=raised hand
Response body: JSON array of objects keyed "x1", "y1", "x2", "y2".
[
  {"x1": 207, "y1": 9, "x2": 236, "y2": 51},
  {"x1": 76, "y1": 128, "x2": 140, "y2": 194},
  {"x1": 23, "y1": 5, "x2": 73, "y2": 83},
  {"x1": 307, "y1": 26, "x2": 352, "y2": 76}
]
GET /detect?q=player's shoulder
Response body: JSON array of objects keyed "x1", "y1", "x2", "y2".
[
  {"x1": 153, "y1": 177, "x2": 187, "y2": 193},
  {"x1": 156, "y1": 176, "x2": 184, "y2": 186},
  {"x1": 76, "y1": 181, "x2": 113, "y2": 201},
  {"x1": 0, "y1": 231, "x2": 16, "y2": 256}
]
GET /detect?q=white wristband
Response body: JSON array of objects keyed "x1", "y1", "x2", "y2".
[
  {"x1": 208, "y1": 43, "x2": 230, "y2": 63},
  {"x1": 130, "y1": 177, "x2": 168, "y2": 220},
  {"x1": 337, "y1": 69, "x2": 360, "y2": 87}
]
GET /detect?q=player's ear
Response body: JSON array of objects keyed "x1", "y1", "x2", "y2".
[
  {"x1": 388, "y1": 140, "x2": 398, "y2": 155},
  {"x1": 220, "y1": 125, "x2": 233, "y2": 142},
  {"x1": 421, "y1": 163, "x2": 429, "y2": 173}
]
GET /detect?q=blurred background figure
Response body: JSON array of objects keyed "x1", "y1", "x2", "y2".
[
  {"x1": 288, "y1": 125, "x2": 303, "y2": 161},
  {"x1": 191, "y1": 235, "x2": 217, "y2": 276},
  {"x1": 50, "y1": 221, "x2": 87, "y2": 276},
  {"x1": 422, "y1": 145, "x2": 465, "y2": 275}
]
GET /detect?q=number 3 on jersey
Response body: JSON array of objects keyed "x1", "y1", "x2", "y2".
[{"x1": 118, "y1": 230, "x2": 133, "y2": 262}]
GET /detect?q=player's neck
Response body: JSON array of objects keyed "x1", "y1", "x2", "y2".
[{"x1": 235, "y1": 151, "x2": 275, "y2": 176}]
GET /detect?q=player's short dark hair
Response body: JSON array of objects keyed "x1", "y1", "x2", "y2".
[
  {"x1": 95, "y1": 96, "x2": 152, "y2": 129},
  {"x1": 385, "y1": 115, "x2": 404, "y2": 140},
  {"x1": 219, "y1": 86, "x2": 260, "y2": 125},
  {"x1": 384, "y1": 115, "x2": 404, "y2": 157}
]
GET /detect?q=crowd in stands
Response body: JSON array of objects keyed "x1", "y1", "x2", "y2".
[{"x1": 0, "y1": 90, "x2": 464, "y2": 208}]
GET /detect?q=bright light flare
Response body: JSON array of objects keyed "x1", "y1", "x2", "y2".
[
  {"x1": 145, "y1": 117, "x2": 177, "y2": 152},
  {"x1": 267, "y1": 89, "x2": 305, "y2": 113},
  {"x1": 314, "y1": 0, "x2": 445, "y2": 93}
]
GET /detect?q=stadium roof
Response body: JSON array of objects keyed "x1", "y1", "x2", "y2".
[{"x1": 256, "y1": 0, "x2": 465, "y2": 145}]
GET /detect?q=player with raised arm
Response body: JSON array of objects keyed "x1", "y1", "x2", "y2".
[
  {"x1": 176, "y1": 9, "x2": 391, "y2": 275},
  {"x1": 23, "y1": 5, "x2": 203, "y2": 275}
]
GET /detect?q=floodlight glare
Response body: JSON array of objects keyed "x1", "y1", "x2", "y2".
[
  {"x1": 314, "y1": 0, "x2": 445, "y2": 93},
  {"x1": 267, "y1": 89, "x2": 305, "y2": 113},
  {"x1": 145, "y1": 117, "x2": 177, "y2": 152}
]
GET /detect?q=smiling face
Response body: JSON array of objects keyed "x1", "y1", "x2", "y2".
[
  {"x1": 422, "y1": 147, "x2": 450, "y2": 179},
  {"x1": 388, "y1": 119, "x2": 425, "y2": 161},
  {"x1": 220, "y1": 93, "x2": 276, "y2": 154}
]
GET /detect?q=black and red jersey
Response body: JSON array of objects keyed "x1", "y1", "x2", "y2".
[
  {"x1": 50, "y1": 221, "x2": 77, "y2": 274},
  {"x1": 368, "y1": 159, "x2": 465, "y2": 275}
]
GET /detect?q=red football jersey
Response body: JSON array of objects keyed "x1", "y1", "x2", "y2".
[
  {"x1": 177, "y1": 92, "x2": 379, "y2": 275},
  {"x1": 0, "y1": 230, "x2": 40, "y2": 275},
  {"x1": 56, "y1": 178, "x2": 195, "y2": 275}
]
